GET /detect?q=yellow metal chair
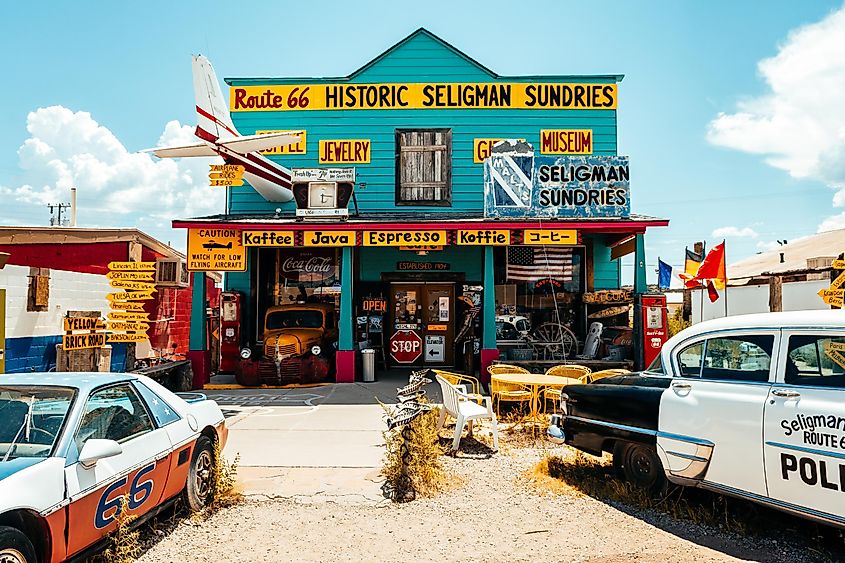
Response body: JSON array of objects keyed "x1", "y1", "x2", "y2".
[
  {"x1": 542, "y1": 364, "x2": 591, "y2": 414},
  {"x1": 431, "y1": 369, "x2": 483, "y2": 404},
  {"x1": 587, "y1": 368, "x2": 631, "y2": 383},
  {"x1": 487, "y1": 363, "x2": 532, "y2": 415}
]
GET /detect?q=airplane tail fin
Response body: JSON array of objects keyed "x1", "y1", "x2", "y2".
[{"x1": 192, "y1": 55, "x2": 239, "y2": 140}]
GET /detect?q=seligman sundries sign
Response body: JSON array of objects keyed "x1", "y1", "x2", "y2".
[{"x1": 483, "y1": 154, "x2": 630, "y2": 218}]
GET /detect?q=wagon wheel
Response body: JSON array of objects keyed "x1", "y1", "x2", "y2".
[{"x1": 532, "y1": 323, "x2": 578, "y2": 360}]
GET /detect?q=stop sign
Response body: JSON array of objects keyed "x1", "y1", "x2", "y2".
[{"x1": 390, "y1": 330, "x2": 423, "y2": 364}]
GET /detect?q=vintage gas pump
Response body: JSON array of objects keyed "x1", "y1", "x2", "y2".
[
  {"x1": 634, "y1": 294, "x2": 668, "y2": 370},
  {"x1": 219, "y1": 291, "x2": 242, "y2": 373}
]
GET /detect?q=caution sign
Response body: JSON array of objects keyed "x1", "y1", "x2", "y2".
[
  {"x1": 62, "y1": 332, "x2": 106, "y2": 351},
  {"x1": 187, "y1": 228, "x2": 246, "y2": 271}
]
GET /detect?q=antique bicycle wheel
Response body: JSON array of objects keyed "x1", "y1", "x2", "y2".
[{"x1": 532, "y1": 323, "x2": 578, "y2": 359}]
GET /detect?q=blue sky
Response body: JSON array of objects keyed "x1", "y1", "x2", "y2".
[{"x1": 2, "y1": 1, "x2": 843, "y2": 281}]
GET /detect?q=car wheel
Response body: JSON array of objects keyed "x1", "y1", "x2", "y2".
[
  {"x1": 183, "y1": 435, "x2": 215, "y2": 512},
  {"x1": 621, "y1": 442, "x2": 666, "y2": 494},
  {"x1": 0, "y1": 526, "x2": 36, "y2": 563}
]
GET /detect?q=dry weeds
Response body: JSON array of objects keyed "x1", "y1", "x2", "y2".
[
  {"x1": 99, "y1": 496, "x2": 141, "y2": 563},
  {"x1": 382, "y1": 404, "x2": 449, "y2": 500}
]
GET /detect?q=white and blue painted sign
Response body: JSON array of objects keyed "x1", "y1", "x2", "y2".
[{"x1": 484, "y1": 154, "x2": 630, "y2": 218}]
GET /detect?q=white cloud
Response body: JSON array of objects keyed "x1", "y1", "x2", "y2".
[
  {"x1": 706, "y1": 5, "x2": 845, "y2": 230},
  {"x1": 712, "y1": 226, "x2": 759, "y2": 238},
  {"x1": 756, "y1": 240, "x2": 783, "y2": 252},
  {"x1": 2, "y1": 106, "x2": 224, "y2": 249}
]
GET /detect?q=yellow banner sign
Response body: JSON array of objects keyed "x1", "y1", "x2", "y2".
[
  {"x1": 63, "y1": 332, "x2": 106, "y2": 351},
  {"x1": 256, "y1": 130, "x2": 307, "y2": 155},
  {"x1": 302, "y1": 231, "x2": 356, "y2": 247},
  {"x1": 107, "y1": 291, "x2": 154, "y2": 301},
  {"x1": 107, "y1": 321, "x2": 150, "y2": 332},
  {"x1": 210, "y1": 171, "x2": 245, "y2": 180},
  {"x1": 108, "y1": 301, "x2": 146, "y2": 312},
  {"x1": 830, "y1": 272, "x2": 845, "y2": 290},
  {"x1": 108, "y1": 261, "x2": 155, "y2": 271},
  {"x1": 456, "y1": 230, "x2": 510, "y2": 245},
  {"x1": 363, "y1": 231, "x2": 447, "y2": 247},
  {"x1": 539, "y1": 129, "x2": 593, "y2": 154},
  {"x1": 826, "y1": 341, "x2": 845, "y2": 352},
  {"x1": 230, "y1": 83, "x2": 618, "y2": 112},
  {"x1": 107, "y1": 333, "x2": 150, "y2": 343},
  {"x1": 819, "y1": 288, "x2": 845, "y2": 306},
  {"x1": 106, "y1": 271, "x2": 154, "y2": 281},
  {"x1": 209, "y1": 164, "x2": 245, "y2": 173},
  {"x1": 187, "y1": 228, "x2": 246, "y2": 271},
  {"x1": 319, "y1": 140, "x2": 370, "y2": 164},
  {"x1": 108, "y1": 311, "x2": 150, "y2": 321},
  {"x1": 210, "y1": 179, "x2": 245, "y2": 187},
  {"x1": 242, "y1": 231, "x2": 295, "y2": 247},
  {"x1": 109, "y1": 280, "x2": 157, "y2": 291},
  {"x1": 523, "y1": 229, "x2": 578, "y2": 245},
  {"x1": 64, "y1": 317, "x2": 105, "y2": 332},
  {"x1": 832, "y1": 259, "x2": 845, "y2": 269}
]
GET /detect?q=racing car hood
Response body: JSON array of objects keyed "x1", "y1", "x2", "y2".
[{"x1": 0, "y1": 457, "x2": 45, "y2": 482}]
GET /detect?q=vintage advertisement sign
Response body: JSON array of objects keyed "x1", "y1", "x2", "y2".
[
  {"x1": 256, "y1": 130, "x2": 307, "y2": 155},
  {"x1": 62, "y1": 332, "x2": 106, "y2": 351},
  {"x1": 230, "y1": 83, "x2": 618, "y2": 112},
  {"x1": 279, "y1": 249, "x2": 337, "y2": 284},
  {"x1": 187, "y1": 228, "x2": 246, "y2": 271},
  {"x1": 456, "y1": 230, "x2": 510, "y2": 245},
  {"x1": 364, "y1": 231, "x2": 446, "y2": 247},
  {"x1": 242, "y1": 231, "x2": 295, "y2": 247},
  {"x1": 539, "y1": 130, "x2": 593, "y2": 154},
  {"x1": 484, "y1": 154, "x2": 630, "y2": 218},
  {"x1": 292, "y1": 168, "x2": 355, "y2": 182},
  {"x1": 473, "y1": 138, "x2": 525, "y2": 164},
  {"x1": 318, "y1": 140, "x2": 370, "y2": 164},
  {"x1": 302, "y1": 231, "x2": 356, "y2": 246},
  {"x1": 523, "y1": 229, "x2": 578, "y2": 245}
]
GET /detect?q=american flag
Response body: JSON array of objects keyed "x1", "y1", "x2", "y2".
[{"x1": 507, "y1": 246, "x2": 574, "y2": 282}]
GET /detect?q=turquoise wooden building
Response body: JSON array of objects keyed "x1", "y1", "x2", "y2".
[{"x1": 175, "y1": 28, "x2": 667, "y2": 384}]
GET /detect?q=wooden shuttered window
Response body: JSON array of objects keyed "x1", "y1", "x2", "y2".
[{"x1": 396, "y1": 129, "x2": 452, "y2": 205}]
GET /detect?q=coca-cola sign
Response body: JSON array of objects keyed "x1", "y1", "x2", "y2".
[{"x1": 279, "y1": 250, "x2": 337, "y2": 284}]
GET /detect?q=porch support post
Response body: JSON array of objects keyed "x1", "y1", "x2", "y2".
[
  {"x1": 187, "y1": 272, "x2": 210, "y2": 389},
  {"x1": 480, "y1": 245, "x2": 499, "y2": 383},
  {"x1": 634, "y1": 233, "x2": 647, "y2": 294},
  {"x1": 336, "y1": 246, "x2": 356, "y2": 383}
]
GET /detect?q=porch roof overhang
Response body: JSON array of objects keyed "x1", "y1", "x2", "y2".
[{"x1": 173, "y1": 212, "x2": 669, "y2": 234}]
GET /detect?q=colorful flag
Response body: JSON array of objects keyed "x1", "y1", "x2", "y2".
[
  {"x1": 507, "y1": 246, "x2": 574, "y2": 282},
  {"x1": 688, "y1": 241, "x2": 728, "y2": 299},
  {"x1": 658, "y1": 258, "x2": 672, "y2": 290},
  {"x1": 679, "y1": 245, "x2": 705, "y2": 287}
]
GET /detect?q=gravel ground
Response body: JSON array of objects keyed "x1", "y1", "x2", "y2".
[{"x1": 137, "y1": 424, "x2": 843, "y2": 563}]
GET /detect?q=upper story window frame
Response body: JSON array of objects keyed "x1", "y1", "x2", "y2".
[{"x1": 395, "y1": 128, "x2": 452, "y2": 207}]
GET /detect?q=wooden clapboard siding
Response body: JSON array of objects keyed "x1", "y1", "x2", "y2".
[
  {"x1": 226, "y1": 29, "x2": 619, "y2": 216},
  {"x1": 587, "y1": 235, "x2": 621, "y2": 290}
]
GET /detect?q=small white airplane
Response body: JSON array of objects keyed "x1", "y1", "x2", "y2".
[{"x1": 149, "y1": 55, "x2": 299, "y2": 202}]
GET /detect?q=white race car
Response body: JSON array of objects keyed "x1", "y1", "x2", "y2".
[{"x1": 0, "y1": 372, "x2": 227, "y2": 563}]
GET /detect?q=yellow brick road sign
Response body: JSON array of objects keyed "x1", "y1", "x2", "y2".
[
  {"x1": 62, "y1": 332, "x2": 106, "y2": 351},
  {"x1": 63, "y1": 317, "x2": 105, "y2": 332},
  {"x1": 107, "y1": 333, "x2": 149, "y2": 343},
  {"x1": 108, "y1": 261, "x2": 156, "y2": 271}
]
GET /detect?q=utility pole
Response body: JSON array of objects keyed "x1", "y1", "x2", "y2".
[{"x1": 47, "y1": 202, "x2": 71, "y2": 226}]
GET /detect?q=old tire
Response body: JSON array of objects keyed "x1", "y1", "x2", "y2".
[
  {"x1": 0, "y1": 526, "x2": 36, "y2": 563},
  {"x1": 183, "y1": 435, "x2": 215, "y2": 512},
  {"x1": 621, "y1": 442, "x2": 666, "y2": 494}
]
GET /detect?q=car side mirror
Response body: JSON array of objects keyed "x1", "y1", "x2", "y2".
[{"x1": 79, "y1": 439, "x2": 123, "y2": 469}]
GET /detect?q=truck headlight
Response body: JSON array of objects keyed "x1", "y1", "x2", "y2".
[
  {"x1": 240, "y1": 347, "x2": 252, "y2": 360},
  {"x1": 311, "y1": 345, "x2": 322, "y2": 356}
]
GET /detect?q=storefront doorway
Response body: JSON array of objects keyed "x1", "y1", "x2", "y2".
[{"x1": 389, "y1": 282, "x2": 455, "y2": 367}]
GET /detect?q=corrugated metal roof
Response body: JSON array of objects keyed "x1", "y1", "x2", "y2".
[{"x1": 728, "y1": 228, "x2": 845, "y2": 282}]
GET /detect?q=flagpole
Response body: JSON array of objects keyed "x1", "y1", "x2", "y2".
[{"x1": 723, "y1": 239, "x2": 729, "y2": 318}]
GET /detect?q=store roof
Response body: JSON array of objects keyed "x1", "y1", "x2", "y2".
[
  {"x1": 173, "y1": 212, "x2": 669, "y2": 233},
  {"x1": 0, "y1": 226, "x2": 184, "y2": 259},
  {"x1": 728, "y1": 228, "x2": 845, "y2": 284}
]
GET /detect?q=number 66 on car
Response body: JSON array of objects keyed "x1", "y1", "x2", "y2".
[
  {"x1": 0, "y1": 373, "x2": 227, "y2": 563},
  {"x1": 548, "y1": 311, "x2": 845, "y2": 530}
]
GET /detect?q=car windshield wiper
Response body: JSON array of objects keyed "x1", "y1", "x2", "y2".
[{"x1": 1, "y1": 396, "x2": 34, "y2": 463}]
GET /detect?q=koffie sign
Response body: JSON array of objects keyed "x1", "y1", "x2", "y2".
[
  {"x1": 230, "y1": 83, "x2": 617, "y2": 112},
  {"x1": 483, "y1": 154, "x2": 630, "y2": 218}
]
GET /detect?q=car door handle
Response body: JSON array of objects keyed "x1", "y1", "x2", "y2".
[
  {"x1": 671, "y1": 382, "x2": 692, "y2": 391},
  {"x1": 772, "y1": 388, "x2": 801, "y2": 398}
]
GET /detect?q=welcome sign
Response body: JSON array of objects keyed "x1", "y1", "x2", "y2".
[{"x1": 483, "y1": 154, "x2": 630, "y2": 219}]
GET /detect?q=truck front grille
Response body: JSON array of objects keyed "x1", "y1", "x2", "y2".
[{"x1": 265, "y1": 341, "x2": 298, "y2": 357}]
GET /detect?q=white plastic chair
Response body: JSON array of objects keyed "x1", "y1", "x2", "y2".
[{"x1": 435, "y1": 374, "x2": 499, "y2": 453}]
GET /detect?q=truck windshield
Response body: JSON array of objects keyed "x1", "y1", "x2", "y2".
[
  {"x1": 266, "y1": 310, "x2": 324, "y2": 330},
  {"x1": 0, "y1": 386, "x2": 75, "y2": 460}
]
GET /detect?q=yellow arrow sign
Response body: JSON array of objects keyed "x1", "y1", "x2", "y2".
[
  {"x1": 109, "y1": 301, "x2": 146, "y2": 312},
  {"x1": 209, "y1": 164, "x2": 245, "y2": 173},
  {"x1": 210, "y1": 171, "x2": 244, "y2": 180},
  {"x1": 107, "y1": 333, "x2": 150, "y2": 343},
  {"x1": 108, "y1": 261, "x2": 156, "y2": 271},
  {"x1": 830, "y1": 272, "x2": 845, "y2": 290},
  {"x1": 108, "y1": 311, "x2": 150, "y2": 321},
  {"x1": 832, "y1": 259, "x2": 845, "y2": 269},
  {"x1": 826, "y1": 341, "x2": 845, "y2": 352},
  {"x1": 109, "y1": 280, "x2": 157, "y2": 291},
  {"x1": 63, "y1": 317, "x2": 106, "y2": 331},
  {"x1": 107, "y1": 270, "x2": 155, "y2": 281},
  {"x1": 818, "y1": 288, "x2": 845, "y2": 299},
  {"x1": 107, "y1": 321, "x2": 150, "y2": 332},
  {"x1": 210, "y1": 179, "x2": 245, "y2": 187},
  {"x1": 107, "y1": 291, "x2": 154, "y2": 301}
]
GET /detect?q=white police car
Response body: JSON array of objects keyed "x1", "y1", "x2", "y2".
[
  {"x1": 0, "y1": 373, "x2": 227, "y2": 562},
  {"x1": 548, "y1": 311, "x2": 845, "y2": 529}
]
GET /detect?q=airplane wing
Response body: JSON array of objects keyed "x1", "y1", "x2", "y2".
[
  {"x1": 217, "y1": 131, "x2": 301, "y2": 154},
  {"x1": 146, "y1": 143, "x2": 219, "y2": 158}
]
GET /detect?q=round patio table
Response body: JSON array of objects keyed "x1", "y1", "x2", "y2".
[{"x1": 491, "y1": 373, "x2": 581, "y2": 420}]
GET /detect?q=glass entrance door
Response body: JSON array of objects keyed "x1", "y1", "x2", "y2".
[{"x1": 389, "y1": 283, "x2": 455, "y2": 367}]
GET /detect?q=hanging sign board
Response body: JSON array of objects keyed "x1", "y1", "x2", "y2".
[
  {"x1": 187, "y1": 228, "x2": 246, "y2": 271},
  {"x1": 456, "y1": 230, "x2": 510, "y2": 245},
  {"x1": 539, "y1": 130, "x2": 593, "y2": 154},
  {"x1": 523, "y1": 229, "x2": 578, "y2": 245},
  {"x1": 242, "y1": 231, "x2": 295, "y2": 247},
  {"x1": 484, "y1": 154, "x2": 630, "y2": 218},
  {"x1": 108, "y1": 261, "x2": 155, "y2": 271},
  {"x1": 318, "y1": 140, "x2": 371, "y2": 164},
  {"x1": 364, "y1": 231, "x2": 446, "y2": 247},
  {"x1": 62, "y1": 332, "x2": 106, "y2": 351},
  {"x1": 256, "y1": 130, "x2": 307, "y2": 155},
  {"x1": 302, "y1": 231, "x2": 356, "y2": 246},
  {"x1": 292, "y1": 168, "x2": 355, "y2": 182}
]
